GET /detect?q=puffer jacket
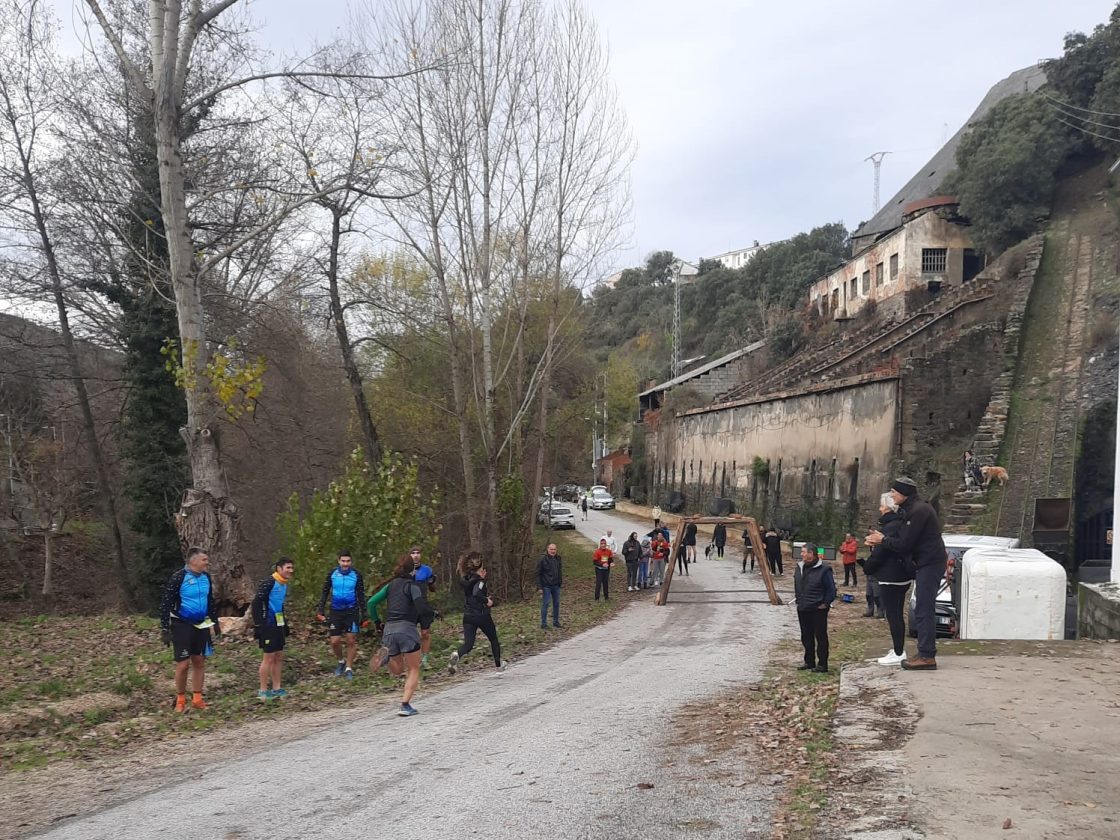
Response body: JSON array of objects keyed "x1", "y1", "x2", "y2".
[
  {"x1": 863, "y1": 511, "x2": 913, "y2": 583},
  {"x1": 880, "y1": 495, "x2": 946, "y2": 570}
]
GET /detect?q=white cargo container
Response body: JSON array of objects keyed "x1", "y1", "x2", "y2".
[{"x1": 959, "y1": 547, "x2": 1066, "y2": 640}]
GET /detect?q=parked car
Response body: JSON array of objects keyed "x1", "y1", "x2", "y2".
[
  {"x1": 537, "y1": 503, "x2": 575, "y2": 529},
  {"x1": 589, "y1": 489, "x2": 615, "y2": 510},
  {"x1": 908, "y1": 534, "x2": 1021, "y2": 638}
]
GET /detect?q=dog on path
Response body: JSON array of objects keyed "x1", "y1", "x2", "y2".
[{"x1": 981, "y1": 465, "x2": 1009, "y2": 487}]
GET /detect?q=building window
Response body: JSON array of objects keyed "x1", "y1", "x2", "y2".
[
  {"x1": 831, "y1": 289, "x2": 839, "y2": 312},
  {"x1": 876, "y1": 262, "x2": 884, "y2": 287},
  {"x1": 921, "y1": 248, "x2": 947, "y2": 274},
  {"x1": 849, "y1": 278, "x2": 857, "y2": 300},
  {"x1": 861, "y1": 270, "x2": 870, "y2": 295},
  {"x1": 889, "y1": 253, "x2": 899, "y2": 281}
]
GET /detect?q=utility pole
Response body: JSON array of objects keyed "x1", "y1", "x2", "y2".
[
  {"x1": 864, "y1": 151, "x2": 891, "y2": 214},
  {"x1": 671, "y1": 259, "x2": 682, "y2": 378}
]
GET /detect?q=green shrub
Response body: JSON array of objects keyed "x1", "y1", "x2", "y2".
[{"x1": 278, "y1": 450, "x2": 441, "y2": 613}]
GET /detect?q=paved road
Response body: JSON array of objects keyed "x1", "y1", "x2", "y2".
[{"x1": 38, "y1": 507, "x2": 794, "y2": 840}]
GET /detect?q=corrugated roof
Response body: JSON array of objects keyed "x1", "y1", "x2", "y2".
[
  {"x1": 638, "y1": 340, "x2": 766, "y2": 397},
  {"x1": 852, "y1": 65, "x2": 1047, "y2": 244}
]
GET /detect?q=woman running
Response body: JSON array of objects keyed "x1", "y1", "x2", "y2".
[
  {"x1": 448, "y1": 551, "x2": 505, "y2": 673},
  {"x1": 371, "y1": 554, "x2": 435, "y2": 717}
]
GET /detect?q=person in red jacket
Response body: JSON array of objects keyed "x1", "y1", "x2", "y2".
[
  {"x1": 840, "y1": 533, "x2": 859, "y2": 587},
  {"x1": 593, "y1": 538, "x2": 614, "y2": 601}
]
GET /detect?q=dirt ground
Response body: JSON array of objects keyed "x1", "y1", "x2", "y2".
[{"x1": 827, "y1": 640, "x2": 1120, "y2": 840}]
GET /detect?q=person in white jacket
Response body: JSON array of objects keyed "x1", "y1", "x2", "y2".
[{"x1": 600, "y1": 529, "x2": 617, "y2": 554}]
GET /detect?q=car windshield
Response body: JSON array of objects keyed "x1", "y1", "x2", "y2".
[
  {"x1": 551, "y1": 507, "x2": 571, "y2": 515},
  {"x1": 592, "y1": 491, "x2": 611, "y2": 498}
]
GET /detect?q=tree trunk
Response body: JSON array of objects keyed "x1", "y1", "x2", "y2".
[
  {"x1": 6, "y1": 78, "x2": 137, "y2": 608},
  {"x1": 151, "y1": 17, "x2": 251, "y2": 612},
  {"x1": 325, "y1": 207, "x2": 382, "y2": 466},
  {"x1": 41, "y1": 530, "x2": 53, "y2": 598}
]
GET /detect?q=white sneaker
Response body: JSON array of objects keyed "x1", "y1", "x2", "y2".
[{"x1": 877, "y1": 650, "x2": 905, "y2": 666}]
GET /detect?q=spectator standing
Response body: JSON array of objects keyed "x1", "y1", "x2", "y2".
[
  {"x1": 601, "y1": 529, "x2": 617, "y2": 554},
  {"x1": 537, "y1": 544, "x2": 563, "y2": 628},
  {"x1": 683, "y1": 521, "x2": 698, "y2": 562},
  {"x1": 712, "y1": 523, "x2": 727, "y2": 559},
  {"x1": 794, "y1": 542, "x2": 836, "y2": 674},
  {"x1": 622, "y1": 532, "x2": 642, "y2": 591},
  {"x1": 580, "y1": 494, "x2": 589, "y2": 520},
  {"x1": 840, "y1": 533, "x2": 859, "y2": 587},
  {"x1": 742, "y1": 529, "x2": 754, "y2": 573},
  {"x1": 650, "y1": 533, "x2": 670, "y2": 585},
  {"x1": 763, "y1": 526, "x2": 784, "y2": 576},
  {"x1": 638, "y1": 537, "x2": 652, "y2": 588},
  {"x1": 593, "y1": 538, "x2": 614, "y2": 600},
  {"x1": 866, "y1": 477, "x2": 945, "y2": 671},
  {"x1": 864, "y1": 493, "x2": 913, "y2": 665}
]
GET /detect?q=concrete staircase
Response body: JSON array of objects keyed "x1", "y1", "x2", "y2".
[{"x1": 943, "y1": 238, "x2": 1042, "y2": 533}]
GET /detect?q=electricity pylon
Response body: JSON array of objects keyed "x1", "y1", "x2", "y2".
[{"x1": 864, "y1": 151, "x2": 891, "y2": 214}]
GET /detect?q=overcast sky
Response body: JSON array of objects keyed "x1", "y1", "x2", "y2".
[{"x1": 54, "y1": 0, "x2": 1120, "y2": 272}]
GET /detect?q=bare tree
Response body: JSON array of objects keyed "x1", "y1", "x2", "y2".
[
  {"x1": 0, "y1": 0, "x2": 137, "y2": 605},
  {"x1": 78, "y1": 0, "x2": 432, "y2": 607}
]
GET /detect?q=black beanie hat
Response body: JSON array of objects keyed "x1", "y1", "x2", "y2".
[{"x1": 891, "y1": 477, "x2": 918, "y2": 497}]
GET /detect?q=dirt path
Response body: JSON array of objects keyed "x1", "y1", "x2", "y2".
[{"x1": 7, "y1": 509, "x2": 794, "y2": 840}]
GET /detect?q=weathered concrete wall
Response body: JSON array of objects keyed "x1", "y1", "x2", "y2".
[
  {"x1": 1078, "y1": 582, "x2": 1120, "y2": 640},
  {"x1": 656, "y1": 377, "x2": 898, "y2": 516},
  {"x1": 899, "y1": 325, "x2": 1004, "y2": 457}
]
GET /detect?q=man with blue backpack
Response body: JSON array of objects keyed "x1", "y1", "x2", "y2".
[{"x1": 316, "y1": 550, "x2": 367, "y2": 679}]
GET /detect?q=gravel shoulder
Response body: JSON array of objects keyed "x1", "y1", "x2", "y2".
[{"x1": 14, "y1": 507, "x2": 794, "y2": 840}]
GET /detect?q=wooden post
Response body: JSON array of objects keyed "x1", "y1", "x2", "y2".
[{"x1": 655, "y1": 518, "x2": 686, "y2": 605}]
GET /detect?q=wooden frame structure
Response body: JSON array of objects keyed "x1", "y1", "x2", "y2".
[{"x1": 655, "y1": 515, "x2": 783, "y2": 606}]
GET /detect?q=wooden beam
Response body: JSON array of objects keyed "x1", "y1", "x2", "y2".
[{"x1": 655, "y1": 515, "x2": 783, "y2": 606}]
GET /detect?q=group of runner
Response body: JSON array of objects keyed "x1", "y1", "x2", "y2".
[{"x1": 159, "y1": 544, "x2": 505, "y2": 719}]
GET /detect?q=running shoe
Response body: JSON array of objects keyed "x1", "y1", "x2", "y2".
[
  {"x1": 421, "y1": 653, "x2": 430, "y2": 670},
  {"x1": 257, "y1": 690, "x2": 270, "y2": 702},
  {"x1": 174, "y1": 695, "x2": 187, "y2": 713},
  {"x1": 344, "y1": 668, "x2": 354, "y2": 680},
  {"x1": 398, "y1": 703, "x2": 418, "y2": 717},
  {"x1": 448, "y1": 651, "x2": 460, "y2": 674},
  {"x1": 270, "y1": 688, "x2": 288, "y2": 699},
  {"x1": 372, "y1": 646, "x2": 390, "y2": 671},
  {"x1": 497, "y1": 660, "x2": 508, "y2": 671},
  {"x1": 191, "y1": 695, "x2": 207, "y2": 710},
  {"x1": 877, "y1": 650, "x2": 906, "y2": 666},
  {"x1": 334, "y1": 661, "x2": 346, "y2": 677}
]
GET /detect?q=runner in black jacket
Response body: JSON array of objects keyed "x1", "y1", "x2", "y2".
[
  {"x1": 371, "y1": 554, "x2": 436, "y2": 716},
  {"x1": 448, "y1": 551, "x2": 504, "y2": 673}
]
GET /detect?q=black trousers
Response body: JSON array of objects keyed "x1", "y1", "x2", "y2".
[
  {"x1": 767, "y1": 551, "x2": 783, "y2": 575},
  {"x1": 676, "y1": 548, "x2": 689, "y2": 575},
  {"x1": 625, "y1": 561, "x2": 639, "y2": 588},
  {"x1": 797, "y1": 608, "x2": 829, "y2": 668},
  {"x1": 594, "y1": 567, "x2": 610, "y2": 600},
  {"x1": 878, "y1": 583, "x2": 910, "y2": 656},
  {"x1": 715, "y1": 544, "x2": 725, "y2": 558},
  {"x1": 843, "y1": 564, "x2": 858, "y2": 586},
  {"x1": 743, "y1": 547, "x2": 754, "y2": 572},
  {"x1": 457, "y1": 615, "x2": 502, "y2": 667}
]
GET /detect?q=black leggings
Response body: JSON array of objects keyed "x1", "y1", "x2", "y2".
[
  {"x1": 878, "y1": 584, "x2": 910, "y2": 656},
  {"x1": 457, "y1": 615, "x2": 501, "y2": 667},
  {"x1": 677, "y1": 548, "x2": 689, "y2": 575},
  {"x1": 844, "y1": 564, "x2": 858, "y2": 586},
  {"x1": 626, "y1": 561, "x2": 639, "y2": 588},
  {"x1": 595, "y1": 567, "x2": 610, "y2": 600},
  {"x1": 715, "y1": 544, "x2": 724, "y2": 558},
  {"x1": 768, "y1": 552, "x2": 783, "y2": 575}
]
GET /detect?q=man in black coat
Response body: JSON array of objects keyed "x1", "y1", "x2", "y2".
[
  {"x1": 537, "y1": 544, "x2": 563, "y2": 629},
  {"x1": 866, "y1": 477, "x2": 945, "y2": 670}
]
